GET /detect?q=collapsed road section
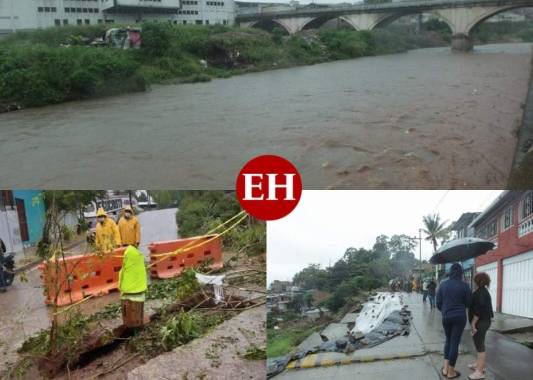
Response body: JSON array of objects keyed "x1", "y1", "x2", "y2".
[{"x1": 267, "y1": 292, "x2": 412, "y2": 378}]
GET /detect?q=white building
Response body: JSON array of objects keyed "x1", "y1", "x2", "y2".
[
  {"x1": 0, "y1": 191, "x2": 23, "y2": 254},
  {"x1": 0, "y1": 0, "x2": 235, "y2": 37}
]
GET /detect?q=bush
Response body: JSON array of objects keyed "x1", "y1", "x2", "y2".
[
  {"x1": 0, "y1": 44, "x2": 144, "y2": 107},
  {"x1": 62, "y1": 225, "x2": 75, "y2": 242},
  {"x1": 141, "y1": 22, "x2": 174, "y2": 58},
  {"x1": 319, "y1": 29, "x2": 375, "y2": 59}
]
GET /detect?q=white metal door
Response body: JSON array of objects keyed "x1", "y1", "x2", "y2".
[
  {"x1": 477, "y1": 262, "x2": 498, "y2": 312},
  {"x1": 502, "y1": 251, "x2": 533, "y2": 318}
]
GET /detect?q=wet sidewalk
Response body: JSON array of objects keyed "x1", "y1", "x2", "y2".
[{"x1": 275, "y1": 292, "x2": 533, "y2": 380}]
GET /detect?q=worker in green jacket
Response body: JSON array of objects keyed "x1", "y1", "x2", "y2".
[{"x1": 118, "y1": 245, "x2": 147, "y2": 328}]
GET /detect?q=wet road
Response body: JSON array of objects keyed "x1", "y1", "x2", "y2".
[
  {"x1": 137, "y1": 207, "x2": 178, "y2": 255},
  {"x1": 0, "y1": 208, "x2": 178, "y2": 371},
  {"x1": 275, "y1": 293, "x2": 533, "y2": 380},
  {"x1": 0, "y1": 43, "x2": 531, "y2": 189}
]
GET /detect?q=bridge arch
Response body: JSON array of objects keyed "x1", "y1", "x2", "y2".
[
  {"x1": 372, "y1": 11, "x2": 454, "y2": 35},
  {"x1": 245, "y1": 19, "x2": 291, "y2": 34},
  {"x1": 300, "y1": 15, "x2": 359, "y2": 31},
  {"x1": 466, "y1": 5, "x2": 529, "y2": 35}
]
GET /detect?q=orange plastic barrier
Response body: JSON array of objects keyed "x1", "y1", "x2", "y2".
[
  {"x1": 39, "y1": 247, "x2": 126, "y2": 306},
  {"x1": 149, "y1": 235, "x2": 223, "y2": 279}
]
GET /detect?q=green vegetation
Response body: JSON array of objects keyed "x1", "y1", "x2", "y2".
[
  {"x1": 267, "y1": 325, "x2": 319, "y2": 357},
  {"x1": 3, "y1": 19, "x2": 532, "y2": 111},
  {"x1": 146, "y1": 269, "x2": 200, "y2": 300},
  {"x1": 291, "y1": 235, "x2": 419, "y2": 312},
  {"x1": 176, "y1": 191, "x2": 266, "y2": 256},
  {"x1": 0, "y1": 23, "x2": 424, "y2": 111},
  {"x1": 243, "y1": 346, "x2": 267, "y2": 360},
  {"x1": 472, "y1": 21, "x2": 533, "y2": 43}
]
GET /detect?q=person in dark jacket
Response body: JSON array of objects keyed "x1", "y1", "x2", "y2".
[
  {"x1": 0, "y1": 238, "x2": 7, "y2": 293},
  {"x1": 427, "y1": 278, "x2": 437, "y2": 309},
  {"x1": 437, "y1": 263, "x2": 472, "y2": 379},
  {"x1": 467, "y1": 272, "x2": 493, "y2": 380}
]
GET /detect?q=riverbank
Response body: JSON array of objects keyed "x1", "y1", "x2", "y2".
[
  {"x1": 0, "y1": 23, "x2": 441, "y2": 112},
  {"x1": 509, "y1": 45, "x2": 533, "y2": 188},
  {"x1": 0, "y1": 43, "x2": 529, "y2": 188}
]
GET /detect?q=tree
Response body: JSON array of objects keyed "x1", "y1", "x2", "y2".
[
  {"x1": 293, "y1": 264, "x2": 329, "y2": 290},
  {"x1": 389, "y1": 235, "x2": 417, "y2": 279},
  {"x1": 421, "y1": 214, "x2": 450, "y2": 253},
  {"x1": 38, "y1": 191, "x2": 104, "y2": 257}
]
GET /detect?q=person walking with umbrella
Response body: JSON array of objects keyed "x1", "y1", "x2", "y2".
[{"x1": 437, "y1": 263, "x2": 472, "y2": 379}]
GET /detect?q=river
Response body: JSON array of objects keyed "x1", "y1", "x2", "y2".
[{"x1": 0, "y1": 43, "x2": 530, "y2": 189}]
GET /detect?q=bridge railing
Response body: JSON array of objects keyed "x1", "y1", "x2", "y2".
[{"x1": 235, "y1": 0, "x2": 526, "y2": 19}]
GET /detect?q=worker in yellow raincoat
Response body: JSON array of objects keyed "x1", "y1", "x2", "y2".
[
  {"x1": 118, "y1": 206, "x2": 141, "y2": 247},
  {"x1": 118, "y1": 245, "x2": 147, "y2": 328},
  {"x1": 95, "y1": 208, "x2": 121, "y2": 254}
]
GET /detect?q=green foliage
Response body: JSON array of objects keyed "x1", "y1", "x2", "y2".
[
  {"x1": 176, "y1": 191, "x2": 241, "y2": 237},
  {"x1": 243, "y1": 346, "x2": 267, "y2": 360},
  {"x1": 42, "y1": 191, "x2": 105, "y2": 213},
  {"x1": 421, "y1": 213, "x2": 450, "y2": 252},
  {"x1": 146, "y1": 269, "x2": 200, "y2": 300},
  {"x1": 292, "y1": 234, "x2": 423, "y2": 310},
  {"x1": 159, "y1": 312, "x2": 201, "y2": 350},
  {"x1": 19, "y1": 310, "x2": 91, "y2": 361},
  {"x1": 130, "y1": 310, "x2": 228, "y2": 355},
  {"x1": 285, "y1": 35, "x2": 324, "y2": 65},
  {"x1": 517, "y1": 28, "x2": 533, "y2": 42},
  {"x1": 0, "y1": 45, "x2": 144, "y2": 107},
  {"x1": 319, "y1": 29, "x2": 375, "y2": 59},
  {"x1": 148, "y1": 190, "x2": 181, "y2": 209},
  {"x1": 176, "y1": 191, "x2": 266, "y2": 256},
  {"x1": 267, "y1": 325, "x2": 319, "y2": 357},
  {"x1": 141, "y1": 22, "x2": 174, "y2": 57},
  {"x1": 472, "y1": 21, "x2": 533, "y2": 43},
  {"x1": 272, "y1": 27, "x2": 285, "y2": 44},
  {"x1": 62, "y1": 225, "x2": 75, "y2": 242},
  {"x1": 1, "y1": 23, "x2": 456, "y2": 109}
]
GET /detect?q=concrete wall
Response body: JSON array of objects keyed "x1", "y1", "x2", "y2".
[
  {"x1": 0, "y1": 209, "x2": 23, "y2": 254},
  {"x1": 12, "y1": 190, "x2": 45, "y2": 246},
  {"x1": 475, "y1": 192, "x2": 533, "y2": 312},
  {"x1": 176, "y1": 0, "x2": 235, "y2": 25}
]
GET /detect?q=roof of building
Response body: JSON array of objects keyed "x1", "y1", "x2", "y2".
[
  {"x1": 469, "y1": 191, "x2": 519, "y2": 228},
  {"x1": 451, "y1": 212, "x2": 480, "y2": 231}
]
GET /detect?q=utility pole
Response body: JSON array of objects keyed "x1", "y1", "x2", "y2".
[{"x1": 408, "y1": 231, "x2": 423, "y2": 283}]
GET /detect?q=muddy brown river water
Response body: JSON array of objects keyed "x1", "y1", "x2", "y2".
[{"x1": 0, "y1": 43, "x2": 530, "y2": 188}]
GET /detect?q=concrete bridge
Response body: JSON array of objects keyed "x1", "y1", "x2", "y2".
[{"x1": 236, "y1": 0, "x2": 533, "y2": 51}]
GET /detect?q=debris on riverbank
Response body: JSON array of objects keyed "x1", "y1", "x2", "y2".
[{"x1": 509, "y1": 47, "x2": 533, "y2": 188}]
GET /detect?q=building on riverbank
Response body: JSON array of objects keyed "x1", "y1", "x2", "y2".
[
  {"x1": 0, "y1": 0, "x2": 235, "y2": 38},
  {"x1": 0, "y1": 190, "x2": 45, "y2": 254},
  {"x1": 472, "y1": 190, "x2": 533, "y2": 318}
]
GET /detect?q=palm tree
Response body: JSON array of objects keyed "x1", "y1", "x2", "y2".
[{"x1": 422, "y1": 214, "x2": 450, "y2": 253}]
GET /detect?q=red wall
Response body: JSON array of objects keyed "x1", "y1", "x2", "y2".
[{"x1": 475, "y1": 200, "x2": 533, "y2": 311}]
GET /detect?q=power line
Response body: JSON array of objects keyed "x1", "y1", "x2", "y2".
[{"x1": 432, "y1": 190, "x2": 450, "y2": 215}]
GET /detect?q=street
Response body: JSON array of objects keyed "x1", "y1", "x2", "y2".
[
  {"x1": 274, "y1": 293, "x2": 533, "y2": 380},
  {"x1": 0, "y1": 208, "x2": 179, "y2": 372}
]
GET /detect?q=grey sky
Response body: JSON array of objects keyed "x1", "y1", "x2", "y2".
[{"x1": 267, "y1": 190, "x2": 502, "y2": 284}]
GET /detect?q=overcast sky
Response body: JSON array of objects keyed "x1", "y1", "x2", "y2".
[{"x1": 267, "y1": 190, "x2": 502, "y2": 284}]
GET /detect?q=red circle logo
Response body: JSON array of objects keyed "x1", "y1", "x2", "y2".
[{"x1": 236, "y1": 155, "x2": 303, "y2": 221}]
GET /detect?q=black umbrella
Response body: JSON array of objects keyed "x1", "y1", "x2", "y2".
[{"x1": 429, "y1": 237, "x2": 495, "y2": 264}]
